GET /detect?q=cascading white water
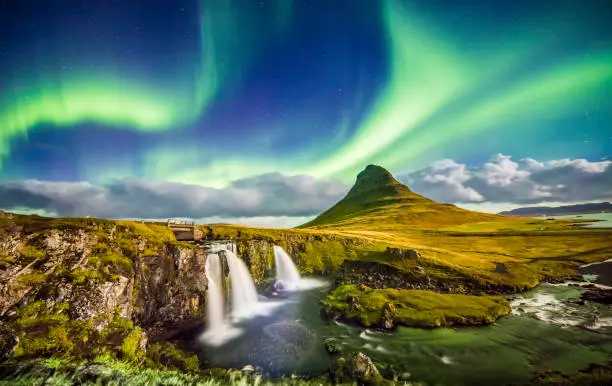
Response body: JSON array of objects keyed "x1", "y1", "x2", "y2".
[
  {"x1": 200, "y1": 242, "x2": 286, "y2": 346},
  {"x1": 204, "y1": 253, "x2": 224, "y2": 332},
  {"x1": 200, "y1": 250, "x2": 242, "y2": 347},
  {"x1": 225, "y1": 249, "x2": 260, "y2": 320},
  {"x1": 273, "y1": 245, "x2": 301, "y2": 291}
]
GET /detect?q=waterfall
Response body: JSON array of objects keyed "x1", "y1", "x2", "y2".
[
  {"x1": 200, "y1": 251, "x2": 241, "y2": 347},
  {"x1": 225, "y1": 249, "x2": 260, "y2": 320},
  {"x1": 273, "y1": 245, "x2": 301, "y2": 291},
  {"x1": 204, "y1": 253, "x2": 224, "y2": 333},
  {"x1": 200, "y1": 242, "x2": 289, "y2": 346}
]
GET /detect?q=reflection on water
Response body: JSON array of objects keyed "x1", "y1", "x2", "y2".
[{"x1": 180, "y1": 273, "x2": 612, "y2": 385}]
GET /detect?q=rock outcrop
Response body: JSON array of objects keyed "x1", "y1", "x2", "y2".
[
  {"x1": 581, "y1": 288, "x2": 612, "y2": 305},
  {"x1": 0, "y1": 220, "x2": 209, "y2": 361},
  {"x1": 345, "y1": 351, "x2": 381, "y2": 383},
  {"x1": 386, "y1": 247, "x2": 420, "y2": 261},
  {"x1": 0, "y1": 322, "x2": 18, "y2": 361}
]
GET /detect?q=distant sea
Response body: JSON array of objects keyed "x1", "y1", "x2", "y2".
[{"x1": 549, "y1": 212, "x2": 612, "y2": 228}]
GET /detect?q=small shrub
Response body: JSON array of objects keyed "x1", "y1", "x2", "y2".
[
  {"x1": 119, "y1": 329, "x2": 145, "y2": 362},
  {"x1": 19, "y1": 245, "x2": 46, "y2": 263},
  {"x1": 88, "y1": 252, "x2": 133, "y2": 275},
  {"x1": 16, "y1": 271, "x2": 46, "y2": 286},
  {"x1": 69, "y1": 268, "x2": 103, "y2": 284},
  {"x1": 145, "y1": 343, "x2": 200, "y2": 373}
]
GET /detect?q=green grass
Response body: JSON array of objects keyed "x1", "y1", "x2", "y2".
[
  {"x1": 0, "y1": 357, "x2": 351, "y2": 386},
  {"x1": 322, "y1": 284, "x2": 511, "y2": 328},
  {"x1": 15, "y1": 271, "x2": 47, "y2": 286},
  {"x1": 145, "y1": 342, "x2": 200, "y2": 373},
  {"x1": 18, "y1": 245, "x2": 46, "y2": 263},
  {"x1": 88, "y1": 251, "x2": 134, "y2": 276}
]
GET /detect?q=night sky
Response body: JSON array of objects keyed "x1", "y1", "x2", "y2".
[{"x1": 1, "y1": 0, "x2": 611, "y2": 225}]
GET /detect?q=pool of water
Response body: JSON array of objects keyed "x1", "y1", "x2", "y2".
[
  {"x1": 551, "y1": 212, "x2": 612, "y2": 228},
  {"x1": 179, "y1": 270, "x2": 612, "y2": 385}
]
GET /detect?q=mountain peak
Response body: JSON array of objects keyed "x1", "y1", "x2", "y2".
[
  {"x1": 350, "y1": 164, "x2": 409, "y2": 197},
  {"x1": 356, "y1": 164, "x2": 398, "y2": 184},
  {"x1": 298, "y1": 164, "x2": 500, "y2": 229}
]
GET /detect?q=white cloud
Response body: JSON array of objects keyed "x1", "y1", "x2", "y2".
[
  {"x1": 397, "y1": 154, "x2": 612, "y2": 204},
  {"x1": 0, "y1": 173, "x2": 349, "y2": 222}
]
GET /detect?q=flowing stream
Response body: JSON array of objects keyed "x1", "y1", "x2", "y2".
[{"x1": 186, "y1": 246, "x2": 612, "y2": 384}]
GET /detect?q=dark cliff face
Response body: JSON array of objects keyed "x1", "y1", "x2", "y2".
[{"x1": 0, "y1": 221, "x2": 209, "y2": 361}]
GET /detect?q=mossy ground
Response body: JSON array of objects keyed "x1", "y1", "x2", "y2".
[{"x1": 322, "y1": 284, "x2": 511, "y2": 328}]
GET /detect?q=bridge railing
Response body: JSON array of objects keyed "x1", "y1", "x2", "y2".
[{"x1": 167, "y1": 219, "x2": 196, "y2": 228}]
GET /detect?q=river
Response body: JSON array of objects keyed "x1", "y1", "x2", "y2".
[{"x1": 178, "y1": 262, "x2": 612, "y2": 385}]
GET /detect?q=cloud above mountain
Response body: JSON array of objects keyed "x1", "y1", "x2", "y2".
[
  {"x1": 397, "y1": 154, "x2": 612, "y2": 204},
  {"x1": 0, "y1": 173, "x2": 348, "y2": 219},
  {"x1": 1, "y1": 154, "x2": 610, "y2": 223}
]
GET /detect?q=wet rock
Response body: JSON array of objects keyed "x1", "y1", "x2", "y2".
[
  {"x1": 347, "y1": 295, "x2": 361, "y2": 312},
  {"x1": 0, "y1": 322, "x2": 19, "y2": 361},
  {"x1": 324, "y1": 338, "x2": 343, "y2": 354},
  {"x1": 380, "y1": 302, "x2": 397, "y2": 329},
  {"x1": 345, "y1": 351, "x2": 381, "y2": 383},
  {"x1": 582, "y1": 288, "x2": 612, "y2": 305}
]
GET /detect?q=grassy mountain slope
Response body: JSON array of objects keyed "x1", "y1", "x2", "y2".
[
  {"x1": 299, "y1": 164, "x2": 502, "y2": 230},
  {"x1": 293, "y1": 165, "x2": 612, "y2": 290}
]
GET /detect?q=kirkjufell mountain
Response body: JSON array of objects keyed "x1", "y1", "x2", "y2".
[{"x1": 299, "y1": 164, "x2": 500, "y2": 229}]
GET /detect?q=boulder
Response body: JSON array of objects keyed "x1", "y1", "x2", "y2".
[
  {"x1": 0, "y1": 322, "x2": 18, "y2": 361},
  {"x1": 324, "y1": 338, "x2": 343, "y2": 354},
  {"x1": 495, "y1": 263, "x2": 508, "y2": 274},
  {"x1": 582, "y1": 288, "x2": 612, "y2": 305},
  {"x1": 347, "y1": 295, "x2": 361, "y2": 312},
  {"x1": 345, "y1": 351, "x2": 381, "y2": 383},
  {"x1": 386, "y1": 247, "x2": 420, "y2": 260},
  {"x1": 380, "y1": 302, "x2": 397, "y2": 329}
]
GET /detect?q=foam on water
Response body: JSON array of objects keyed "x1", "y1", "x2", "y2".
[
  {"x1": 375, "y1": 345, "x2": 392, "y2": 354},
  {"x1": 581, "y1": 258, "x2": 612, "y2": 268},
  {"x1": 360, "y1": 330, "x2": 382, "y2": 342}
]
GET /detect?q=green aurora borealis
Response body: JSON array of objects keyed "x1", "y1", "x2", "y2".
[{"x1": 1, "y1": 0, "x2": 611, "y2": 189}]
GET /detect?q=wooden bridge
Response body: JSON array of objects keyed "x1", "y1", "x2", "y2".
[{"x1": 167, "y1": 219, "x2": 201, "y2": 241}]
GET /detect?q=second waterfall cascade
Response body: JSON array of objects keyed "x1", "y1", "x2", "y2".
[{"x1": 273, "y1": 245, "x2": 302, "y2": 291}]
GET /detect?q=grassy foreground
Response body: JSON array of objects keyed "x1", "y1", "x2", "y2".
[
  {"x1": 322, "y1": 284, "x2": 511, "y2": 328},
  {"x1": 0, "y1": 357, "x2": 346, "y2": 386}
]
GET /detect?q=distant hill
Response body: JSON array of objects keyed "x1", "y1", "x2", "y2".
[
  {"x1": 500, "y1": 202, "x2": 612, "y2": 217},
  {"x1": 298, "y1": 164, "x2": 501, "y2": 230}
]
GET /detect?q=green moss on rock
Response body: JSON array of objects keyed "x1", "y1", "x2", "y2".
[
  {"x1": 322, "y1": 284, "x2": 511, "y2": 328},
  {"x1": 145, "y1": 342, "x2": 200, "y2": 373}
]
